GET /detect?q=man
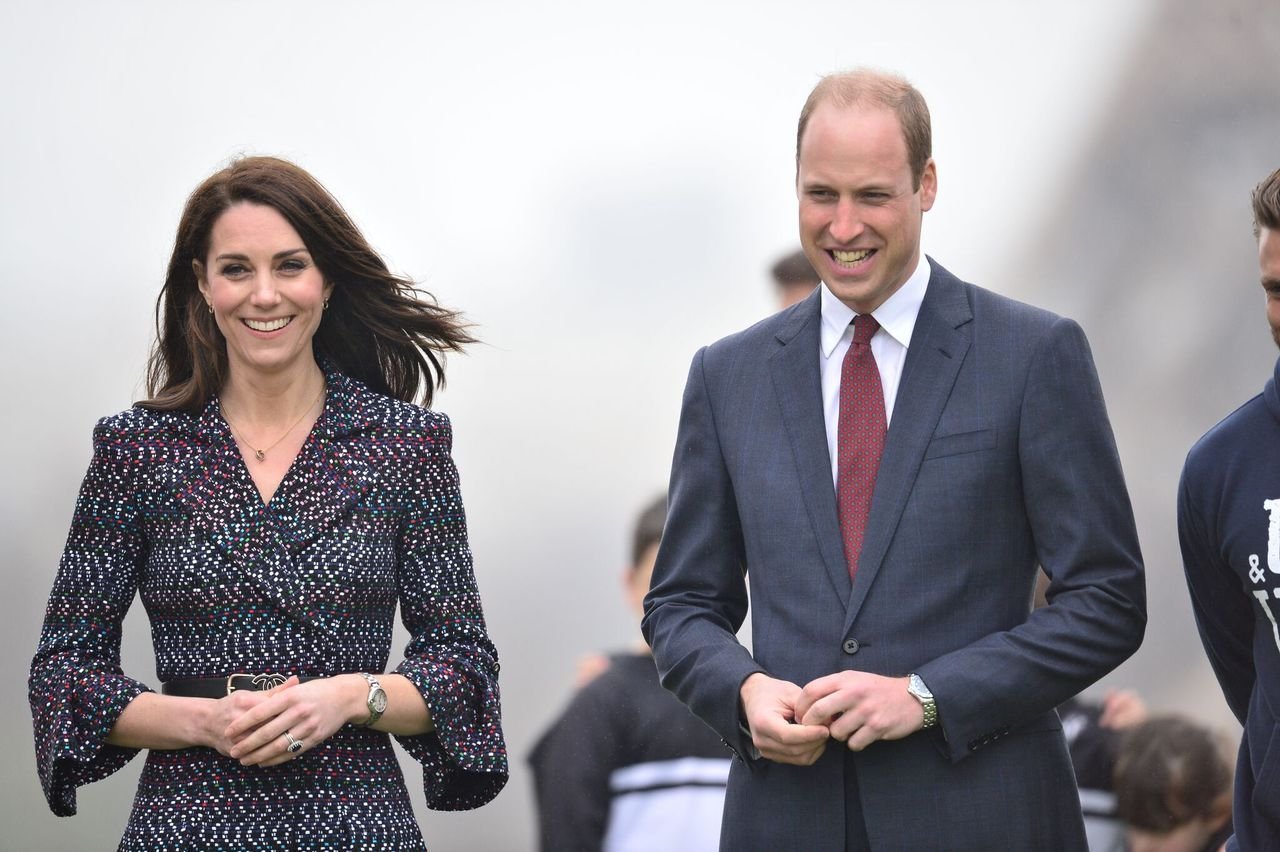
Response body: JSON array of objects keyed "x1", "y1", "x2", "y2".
[
  {"x1": 772, "y1": 248, "x2": 821, "y2": 308},
  {"x1": 529, "y1": 496, "x2": 730, "y2": 852},
  {"x1": 642, "y1": 68, "x2": 1146, "y2": 850},
  {"x1": 1178, "y1": 166, "x2": 1280, "y2": 851}
]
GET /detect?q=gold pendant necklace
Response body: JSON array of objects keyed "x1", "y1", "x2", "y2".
[{"x1": 221, "y1": 385, "x2": 326, "y2": 463}]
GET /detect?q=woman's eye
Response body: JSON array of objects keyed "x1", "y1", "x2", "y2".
[
  {"x1": 221, "y1": 263, "x2": 248, "y2": 277},
  {"x1": 280, "y1": 259, "x2": 306, "y2": 272}
]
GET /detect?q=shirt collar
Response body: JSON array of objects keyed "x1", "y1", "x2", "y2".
[{"x1": 819, "y1": 254, "x2": 932, "y2": 357}]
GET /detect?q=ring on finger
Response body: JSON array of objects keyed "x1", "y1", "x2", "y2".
[{"x1": 282, "y1": 730, "x2": 304, "y2": 754}]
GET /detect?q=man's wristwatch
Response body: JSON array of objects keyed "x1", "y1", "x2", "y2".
[
  {"x1": 907, "y1": 673, "x2": 937, "y2": 729},
  {"x1": 358, "y1": 673, "x2": 388, "y2": 727}
]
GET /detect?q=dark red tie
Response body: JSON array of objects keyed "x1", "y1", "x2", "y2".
[{"x1": 837, "y1": 314, "x2": 886, "y2": 580}]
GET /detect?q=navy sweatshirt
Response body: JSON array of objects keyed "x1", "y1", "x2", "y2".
[{"x1": 1179, "y1": 355, "x2": 1280, "y2": 851}]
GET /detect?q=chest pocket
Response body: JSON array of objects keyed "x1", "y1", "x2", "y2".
[{"x1": 923, "y1": 427, "x2": 997, "y2": 460}]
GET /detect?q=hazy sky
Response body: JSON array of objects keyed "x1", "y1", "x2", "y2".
[{"x1": 1, "y1": 2, "x2": 1178, "y2": 849}]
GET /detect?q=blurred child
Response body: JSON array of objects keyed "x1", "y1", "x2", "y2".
[
  {"x1": 1113, "y1": 715, "x2": 1233, "y2": 852},
  {"x1": 528, "y1": 496, "x2": 730, "y2": 852}
]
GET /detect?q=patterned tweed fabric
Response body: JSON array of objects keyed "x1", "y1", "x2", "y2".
[{"x1": 29, "y1": 363, "x2": 507, "y2": 849}]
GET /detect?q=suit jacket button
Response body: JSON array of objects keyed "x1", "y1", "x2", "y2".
[{"x1": 842, "y1": 639, "x2": 860, "y2": 655}]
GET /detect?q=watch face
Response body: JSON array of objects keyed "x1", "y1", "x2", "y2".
[{"x1": 371, "y1": 689, "x2": 388, "y2": 714}]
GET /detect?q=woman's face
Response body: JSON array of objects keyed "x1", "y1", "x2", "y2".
[{"x1": 195, "y1": 202, "x2": 332, "y2": 385}]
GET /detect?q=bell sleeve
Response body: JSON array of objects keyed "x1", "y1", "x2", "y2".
[
  {"x1": 391, "y1": 412, "x2": 507, "y2": 810},
  {"x1": 29, "y1": 417, "x2": 152, "y2": 816}
]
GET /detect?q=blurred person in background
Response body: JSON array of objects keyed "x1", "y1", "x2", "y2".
[
  {"x1": 1112, "y1": 716, "x2": 1233, "y2": 852},
  {"x1": 1034, "y1": 572, "x2": 1152, "y2": 851},
  {"x1": 529, "y1": 495, "x2": 730, "y2": 852},
  {"x1": 1178, "y1": 166, "x2": 1280, "y2": 851},
  {"x1": 644, "y1": 67, "x2": 1145, "y2": 850},
  {"x1": 772, "y1": 247, "x2": 821, "y2": 309},
  {"x1": 1060, "y1": 689, "x2": 1150, "y2": 851},
  {"x1": 28, "y1": 156, "x2": 507, "y2": 849}
]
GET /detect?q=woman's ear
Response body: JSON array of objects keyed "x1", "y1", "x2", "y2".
[{"x1": 193, "y1": 259, "x2": 209, "y2": 301}]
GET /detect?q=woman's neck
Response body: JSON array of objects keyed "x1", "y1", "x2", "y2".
[{"x1": 218, "y1": 360, "x2": 327, "y2": 430}]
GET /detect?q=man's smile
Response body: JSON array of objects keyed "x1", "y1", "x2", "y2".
[{"x1": 831, "y1": 248, "x2": 876, "y2": 268}]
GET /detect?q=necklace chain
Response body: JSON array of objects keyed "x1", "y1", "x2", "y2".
[{"x1": 220, "y1": 385, "x2": 326, "y2": 463}]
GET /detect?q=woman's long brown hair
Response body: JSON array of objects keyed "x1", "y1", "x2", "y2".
[{"x1": 142, "y1": 156, "x2": 475, "y2": 413}]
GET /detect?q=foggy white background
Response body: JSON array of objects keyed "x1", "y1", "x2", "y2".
[{"x1": 7, "y1": 1, "x2": 1274, "y2": 849}]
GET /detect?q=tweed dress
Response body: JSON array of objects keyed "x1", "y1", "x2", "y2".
[{"x1": 30, "y1": 364, "x2": 508, "y2": 849}]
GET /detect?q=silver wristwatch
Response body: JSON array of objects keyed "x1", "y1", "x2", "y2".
[
  {"x1": 358, "y1": 673, "x2": 388, "y2": 727},
  {"x1": 907, "y1": 673, "x2": 937, "y2": 729}
]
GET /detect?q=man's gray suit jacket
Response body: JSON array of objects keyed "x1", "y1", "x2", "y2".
[{"x1": 642, "y1": 259, "x2": 1146, "y2": 851}]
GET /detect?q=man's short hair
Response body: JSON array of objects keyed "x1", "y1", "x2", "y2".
[
  {"x1": 631, "y1": 495, "x2": 667, "y2": 568},
  {"x1": 796, "y1": 68, "x2": 932, "y2": 190},
  {"x1": 1253, "y1": 167, "x2": 1280, "y2": 237},
  {"x1": 771, "y1": 250, "x2": 820, "y2": 289}
]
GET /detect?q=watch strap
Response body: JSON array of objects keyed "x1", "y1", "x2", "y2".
[
  {"x1": 358, "y1": 672, "x2": 385, "y2": 727},
  {"x1": 907, "y1": 673, "x2": 937, "y2": 729}
]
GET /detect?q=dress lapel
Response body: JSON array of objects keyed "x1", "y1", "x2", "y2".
[
  {"x1": 270, "y1": 366, "x2": 376, "y2": 554},
  {"x1": 843, "y1": 260, "x2": 973, "y2": 633},
  {"x1": 769, "y1": 290, "x2": 853, "y2": 603},
  {"x1": 166, "y1": 363, "x2": 376, "y2": 632}
]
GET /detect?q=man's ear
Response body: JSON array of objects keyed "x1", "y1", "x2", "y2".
[{"x1": 918, "y1": 158, "x2": 938, "y2": 212}]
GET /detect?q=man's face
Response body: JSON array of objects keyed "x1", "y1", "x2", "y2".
[
  {"x1": 797, "y1": 102, "x2": 936, "y2": 314},
  {"x1": 1261, "y1": 227, "x2": 1280, "y2": 349}
]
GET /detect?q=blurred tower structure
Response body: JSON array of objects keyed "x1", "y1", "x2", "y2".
[{"x1": 1008, "y1": 0, "x2": 1280, "y2": 722}]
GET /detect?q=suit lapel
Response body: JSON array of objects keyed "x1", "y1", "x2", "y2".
[
  {"x1": 769, "y1": 290, "x2": 853, "y2": 603},
  {"x1": 843, "y1": 261, "x2": 973, "y2": 634}
]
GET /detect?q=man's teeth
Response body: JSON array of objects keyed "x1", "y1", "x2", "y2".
[
  {"x1": 832, "y1": 249, "x2": 873, "y2": 265},
  {"x1": 245, "y1": 317, "x2": 291, "y2": 332}
]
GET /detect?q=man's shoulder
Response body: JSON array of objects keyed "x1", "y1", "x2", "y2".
[
  {"x1": 1184, "y1": 391, "x2": 1271, "y2": 481},
  {"x1": 577, "y1": 653, "x2": 659, "y2": 700},
  {"x1": 707, "y1": 301, "x2": 807, "y2": 354},
  {"x1": 967, "y1": 281, "x2": 1062, "y2": 326},
  {"x1": 683, "y1": 300, "x2": 812, "y2": 384},
  {"x1": 908, "y1": 258, "x2": 1068, "y2": 340}
]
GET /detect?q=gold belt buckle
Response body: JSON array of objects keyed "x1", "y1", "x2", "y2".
[{"x1": 225, "y1": 672, "x2": 289, "y2": 695}]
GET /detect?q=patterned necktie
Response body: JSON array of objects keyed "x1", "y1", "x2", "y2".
[{"x1": 837, "y1": 314, "x2": 886, "y2": 581}]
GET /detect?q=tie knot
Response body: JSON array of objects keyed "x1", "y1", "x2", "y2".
[{"x1": 852, "y1": 314, "x2": 880, "y2": 345}]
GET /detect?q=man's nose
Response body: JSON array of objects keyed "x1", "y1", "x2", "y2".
[{"x1": 828, "y1": 200, "x2": 864, "y2": 243}]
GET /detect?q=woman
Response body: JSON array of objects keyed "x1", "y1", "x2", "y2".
[{"x1": 29, "y1": 156, "x2": 507, "y2": 849}]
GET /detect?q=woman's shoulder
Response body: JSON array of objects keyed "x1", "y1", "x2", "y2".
[
  {"x1": 93, "y1": 404, "x2": 198, "y2": 442},
  {"x1": 335, "y1": 372, "x2": 453, "y2": 437},
  {"x1": 82, "y1": 405, "x2": 200, "y2": 469}
]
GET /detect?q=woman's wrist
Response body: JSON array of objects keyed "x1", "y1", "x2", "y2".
[
  {"x1": 345, "y1": 673, "x2": 374, "y2": 726},
  {"x1": 187, "y1": 696, "x2": 219, "y2": 749}
]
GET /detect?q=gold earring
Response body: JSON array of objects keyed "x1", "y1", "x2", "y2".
[
  {"x1": 323, "y1": 297, "x2": 330, "y2": 310},
  {"x1": 207, "y1": 302, "x2": 214, "y2": 314}
]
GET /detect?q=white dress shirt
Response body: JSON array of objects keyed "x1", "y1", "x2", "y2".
[{"x1": 820, "y1": 255, "x2": 931, "y2": 486}]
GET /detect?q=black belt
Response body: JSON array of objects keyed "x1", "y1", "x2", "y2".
[{"x1": 163, "y1": 673, "x2": 323, "y2": 698}]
